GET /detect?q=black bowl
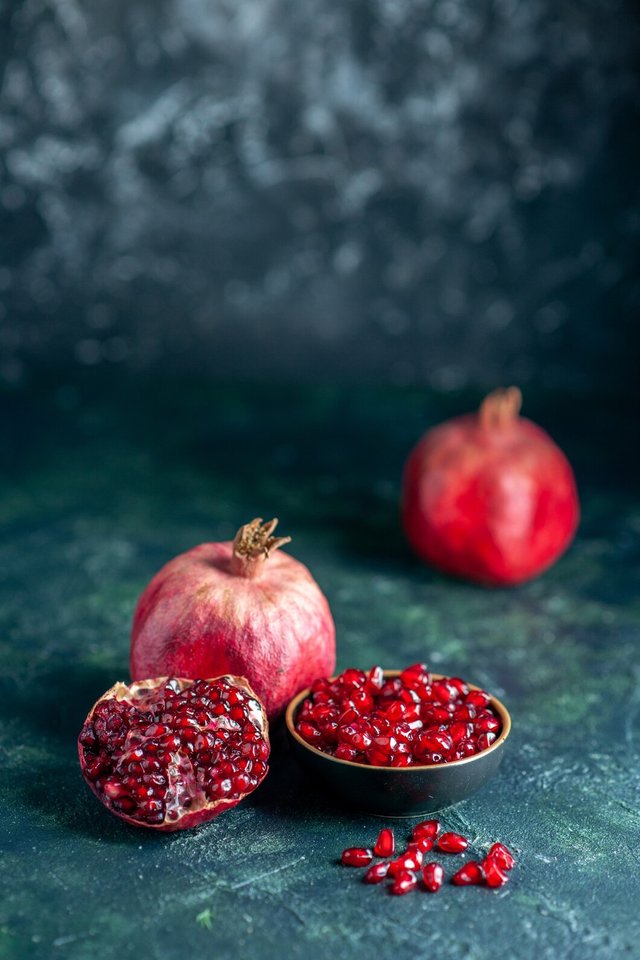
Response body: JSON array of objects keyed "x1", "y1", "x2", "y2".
[{"x1": 285, "y1": 671, "x2": 511, "y2": 817}]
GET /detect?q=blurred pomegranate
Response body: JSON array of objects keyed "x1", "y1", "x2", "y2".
[{"x1": 401, "y1": 388, "x2": 580, "y2": 585}]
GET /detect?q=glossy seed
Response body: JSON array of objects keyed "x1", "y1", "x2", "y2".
[
  {"x1": 451, "y1": 861, "x2": 484, "y2": 885},
  {"x1": 486, "y1": 842, "x2": 516, "y2": 871},
  {"x1": 374, "y1": 827, "x2": 395, "y2": 858},
  {"x1": 422, "y1": 861, "x2": 444, "y2": 892},
  {"x1": 438, "y1": 832, "x2": 469, "y2": 854},
  {"x1": 412, "y1": 818, "x2": 441, "y2": 840},
  {"x1": 341, "y1": 847, "x2": 373, "y2": 867},
  {"x1": 363, "y1": 862, "x2": 390, "y2": 884},
  {"x1": 482, "y1": 857, "x2": 509, "y2": 888},
  {"x1": 390, "y1": 870, "x2": 418, "y2": 895}
]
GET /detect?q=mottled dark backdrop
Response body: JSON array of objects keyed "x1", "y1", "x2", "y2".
[{"x1": 1, "y1": 0, "x2": 639, "y2": 392}]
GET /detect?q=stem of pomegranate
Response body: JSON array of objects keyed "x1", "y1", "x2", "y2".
[
  {"x1": 230, "y1": 518, "x2": 292, "y2": 579},
  {"x1": 478, "y1": 386, "x2": 522, "y2": 430}
]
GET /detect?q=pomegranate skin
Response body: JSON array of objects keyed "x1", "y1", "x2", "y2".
[
  {"x1": 130, "y1": 520, "x2": 336, "y2": 719},
  {"x1": 401, "y1": 389, "x2": 580, "y2": 586}
]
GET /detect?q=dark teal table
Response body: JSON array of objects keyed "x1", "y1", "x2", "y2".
[{"x1": 1, "y1": 378, "x2": 638, "y2": 959}]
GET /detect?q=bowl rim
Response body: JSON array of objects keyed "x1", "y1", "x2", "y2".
[{"x1": 284, "y1": 669, "x2": 511, "y2": 773}]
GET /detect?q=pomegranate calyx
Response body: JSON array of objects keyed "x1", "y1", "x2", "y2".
[
  {"x1": 478, "y1": 386, "x2": 522, "y2": 431},
  {"x1": 230, "y1": 518, "x2": 292, "y2": 579}
]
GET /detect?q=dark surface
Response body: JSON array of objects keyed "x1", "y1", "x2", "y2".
[
  {"x1": 1, "y1": 0, "x2": 640, "y2": 392},
  {"x1": 1, "y1": 378, "x2": 639, "y2": 960}
]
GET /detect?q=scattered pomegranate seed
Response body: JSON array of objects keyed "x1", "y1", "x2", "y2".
[
  {"x1": 339, "y1": 826, "x2": 515, "y2": 896},
  {"x1": 363, "y1": 862, "x2": 390, "y2": 884},
  {"x1": 390, "y1": 870, "x2": 418, "y2": 895},
  {"x1": 412, "y1": 818, "x2": 441, "y2": 840},
  {"x1": 409, "y1": 835, "x2": 434, "y2": 853},
  {"x1": 422, "y1": 862, "x2": 444, "y2": 892},
  {"x1": 451, "y1": 861, "x2": 484, "y2": 885},
  {"x1": 486, "y1": 842, "x2": 516, "y2": 871},
  {"x1": 341, "y1": 847, "x2": 373, "y2": 867},
  {"x1": 374, "y1": 827, "x2": 395, "y2": 858},
  {"x1": 482, "y1": 857, "x2": 509, "y2": 888},
  {"x1": 437, "y1": 832, "x2": 469, "y2": 854},
  {"x1": 388, "y1": 849, "x2": 424, "y2": 877}
]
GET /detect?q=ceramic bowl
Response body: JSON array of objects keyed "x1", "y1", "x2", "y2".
[{"x1": 285, "y1": 670, "x2": 511, "y2": 817}]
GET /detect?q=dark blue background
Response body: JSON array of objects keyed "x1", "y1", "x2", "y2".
[{"x1": 1, "y1": 0, "x2": 639, "y2": 392}]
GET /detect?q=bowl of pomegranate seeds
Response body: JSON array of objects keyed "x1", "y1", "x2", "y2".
[{"x1": 285, "y1": 664, "x2": 511, "y2": 816}]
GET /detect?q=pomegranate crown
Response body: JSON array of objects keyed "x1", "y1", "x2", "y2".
[
  {"x1": 231, "y1": 518, "x2": 291, "y2": 578},
  {"x1": 478, "y1": 386, "x2": 522, "y2": 430}
]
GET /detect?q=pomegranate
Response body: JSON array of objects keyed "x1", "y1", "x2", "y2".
[
  {"x1": 78, "y1": 675, "x2": 269, "y2": 831},
  {"x1": 295, "y1": 663, "x2": 503, "y2": 765},
  {"x1": 401, "y1": 387, "x2": 580, "y2": 585},
  {"x1": 130, "y1": 518, "x2": 336, "y2": 719}
]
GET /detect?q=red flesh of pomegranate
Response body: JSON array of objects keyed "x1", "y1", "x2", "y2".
[
  {"x1": 130, "y1": 519, "x2": 336, "y2": 719},
  {"x1": 78, "y1": 675, "x2": 269, "y2": 831},
  {"x1": 402, "y1": 387, "x2": 580, "y2": 585}
]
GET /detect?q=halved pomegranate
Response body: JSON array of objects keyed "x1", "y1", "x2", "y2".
[{"x1": 78, "y1": 675, "x2": 270, "y2": 831}]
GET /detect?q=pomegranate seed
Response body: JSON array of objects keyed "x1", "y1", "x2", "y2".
[
  {"x1": 432, "y1": 680, "x2": 458, "y2": 703},
  {"x1": 297, "y1": 721, "x2": 323, "y2": 745},
  {"x1": 390, "y1": 870, "x2": 418, "y2": 895},
  {"x1": 455, "y1": 739, "x2": 477, "y2": 759},
  {"x1": 438, "y1": 832, "x2": 469, "y2": 854},
  {"x1": 421, "y1": 862, "x2": 444, "y2": 893},
  {"x1": 448, "y1": 677, "x2": 470, "y2": 697},
  {"x1": 421, "y1": 705, "x2": 451, "y2": 724},
  {"x1": 409, "y1": 835, "x2": 434, "y2": 853},
  {"x1": 363, "y1": 862, "x2": 390, "y2": 884},
  {"x1": 482, "y1": 857, "x2": 509, "y2": 888},
  {"x1": 341, "y1": 847, "x2": 373, "y2": 867},
  {"x1": 451, "y1": 861, "x2": 484, "y2": 885},
  {"x1": 366, "y1": 665, "x2": 384, "y2": 692},
  {"x1": 475, "y1": 715, "x2": 500, "y2": 734},
  {"x1": 389, "y1": 849, "x2": 423, "y2": 874},
  {"x1": 465, "y1": 690, "x2": 491, "y2": 709},
  {"x1": 412, "y1": 819, "x2": 441, "y2": 840},
  {"x1": 449, "y1": 721, "x2": 474, "y2": 744},
  {"x1": 487, "y1": 843, "x2": 516, "y2": 871},
  {"x1": 374, "y1": 828, "x2": 395, "y2": 858},
  {"x1": 476, "y1": 732, "x2": 497, "y2": 751}
]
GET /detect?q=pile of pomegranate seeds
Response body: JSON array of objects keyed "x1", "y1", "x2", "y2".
[
  {"x1": 78, "y1": 677, "x2": 269, "y2": 828},
  {"x1": 295, "y1": 664, "x2": 502, "y2": 765},
  {"x1": 341, "y1": 823, "x2": 515, "y2": 895}
]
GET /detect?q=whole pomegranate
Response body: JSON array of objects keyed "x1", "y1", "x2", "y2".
[
  {"x1": 130, "y1": 518, "x2": 336, "y2": 718},
  {"x1": 401, "y1": 388, "x2": 580, "y2": 586},
  {"x1": 78, "y1": 675, "x2": 270, "y2": 830}
]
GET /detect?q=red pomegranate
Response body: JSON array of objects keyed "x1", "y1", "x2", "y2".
[
  {"x1": 130, "y1": 518, "x2": 336, "y2": 718},
  {"x1": 401, "y1": 388, "x2": 580, "y2": 585},
  {"x1": 78, "y1": 675, "x2": 270, "y2": 831}
]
